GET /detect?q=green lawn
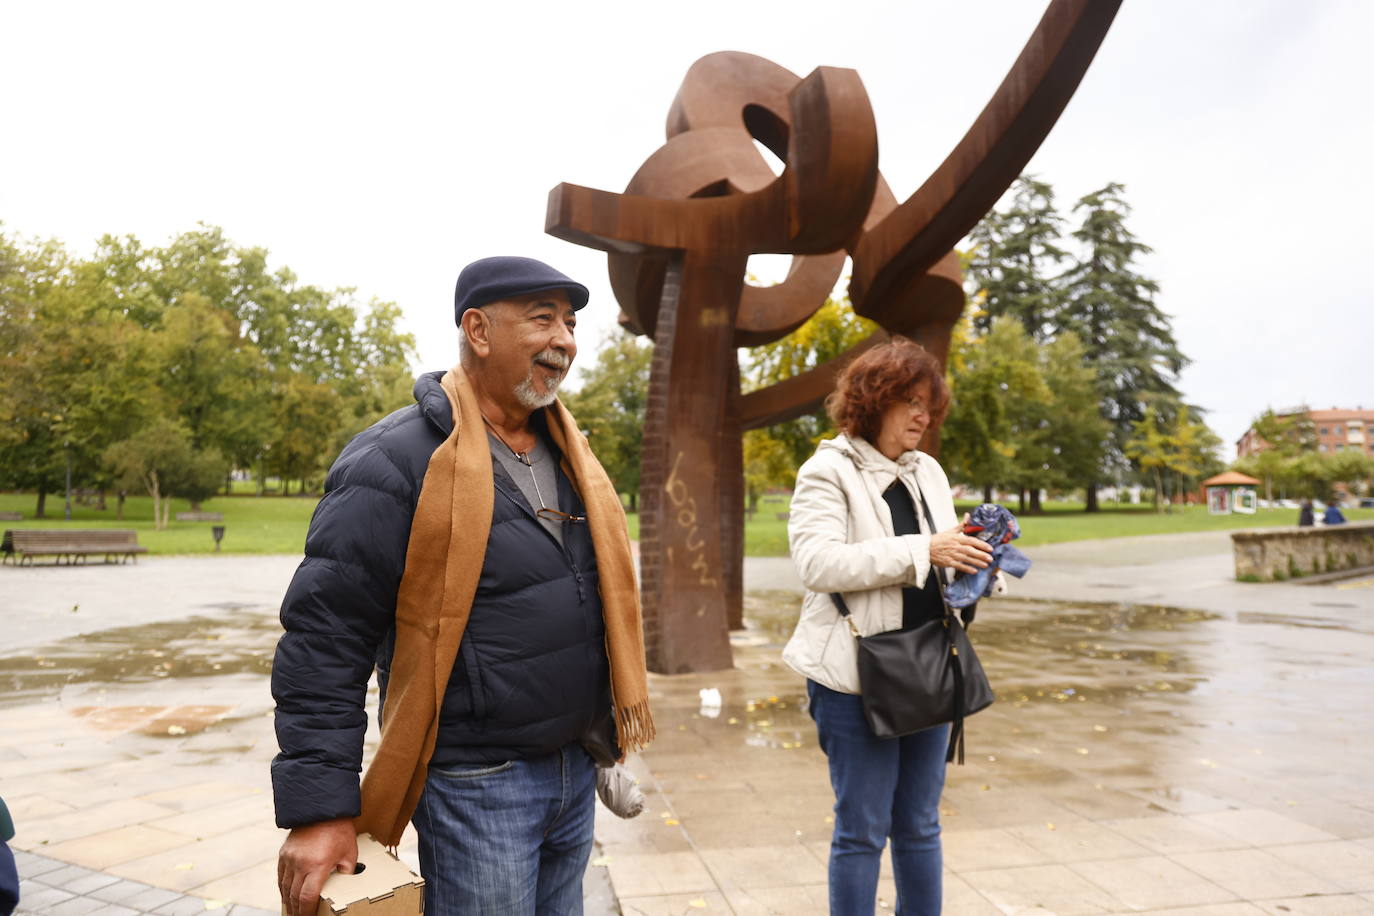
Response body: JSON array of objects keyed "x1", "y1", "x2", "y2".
[
  {"x1": 4, "y1": 490, "x2": 1369, "y2": 558},
  {"x1": 0, "y1": 492, "x2": 318, "y2": 555}
]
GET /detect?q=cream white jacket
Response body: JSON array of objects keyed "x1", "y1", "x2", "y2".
[{"x1": 782, "y1": 433, "x2": 1003, "y2": 694}]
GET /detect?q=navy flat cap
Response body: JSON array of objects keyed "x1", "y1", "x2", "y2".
[{"x1": 454, "y1": 256, "x2": 590, "y2": 325}]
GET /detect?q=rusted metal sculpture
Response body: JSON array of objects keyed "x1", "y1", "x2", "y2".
[{"x1": 547, "y1": 0, "x2": 1122, "y2": 673}]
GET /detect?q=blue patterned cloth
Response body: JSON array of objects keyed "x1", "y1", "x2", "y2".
[{"x1": 943, "y1": 504, "x2": 1031, "y2": 609}]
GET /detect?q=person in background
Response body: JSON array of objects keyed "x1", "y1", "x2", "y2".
[
  {"x1": 782, "y1": 337, "x2": 1001, "y2": 916},
  {"x1": 1323, "y1": 497, "x2": 1347, "y2": 525},
  {"x1": 1298, "y1": 500, "x2": 1314, "y2": 527}
]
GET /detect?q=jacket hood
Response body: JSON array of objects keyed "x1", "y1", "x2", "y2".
[
  {"x1": 414, "y1": 371, "x2": 454, "y2": 436},
  {"x1": 817, "y1": 433, "x2": 925, "y2": 477}
]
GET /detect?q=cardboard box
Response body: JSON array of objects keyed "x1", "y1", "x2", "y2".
[{"x1": 286, "y1": 834, "x2": 424, "y2": 916}]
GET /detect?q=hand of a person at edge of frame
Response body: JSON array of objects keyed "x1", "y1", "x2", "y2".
[
  {"x1": 278, "y1": 817, "x2": 358, "y2": 916},
  {"x1": 929, "y1": 514, "x2": 994, "y2": 574}
]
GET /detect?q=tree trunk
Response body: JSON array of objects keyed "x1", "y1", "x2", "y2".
[
  {"x1": 35, "y1": 489, "x2": 48, "y2": 519},
  {"x1": 1153, "y1": 467, "x2": 1165, "y2": 513},
  {"x1": 150, "y1": 472, "x2": 164, "y2": 530},
  {"x1": 1085, "y1": 483, "x2": 1099, "y2": 512},
  {"x1": 116, "y1": 490, "x2": 126, "y2": 521},
  {"x1": 1029, "y1": 488, "x2": 1042, "y2": 514},
  {"x1": 1017, "y1": 488, "x2": 1026, "y2": 514},
  {"x1": 628, "y1": 490, "x2": 638, "y2": 513},
  {"x1": 96, "y1": 490, "x2": 107, "y2": 511},
  {"x1": 189, "y1": 500, "x2": 202, "y2": 511},
  {"x1": 983, "y1": 484, "x2": 993, "y2": 504}
]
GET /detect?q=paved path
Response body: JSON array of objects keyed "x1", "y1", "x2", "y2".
[{"x1": 3, "y1": 538, "x2": 1374, "y2": 914}]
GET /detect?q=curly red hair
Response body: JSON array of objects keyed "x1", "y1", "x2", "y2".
[{"x1": 825, "y1": 337, "x2": 950, "y2": 445}]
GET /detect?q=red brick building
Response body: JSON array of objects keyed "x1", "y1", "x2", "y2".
[{"x1": 1237, "y1": 407, "x2": 1374, "y2": 458}]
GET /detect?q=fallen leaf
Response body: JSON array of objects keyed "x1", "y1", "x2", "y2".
[
  {"x1": 688, "y1": 900, "x2": 708, "y2": 909},
  {"x1": 590, "y1": 856, "x2": 612, "y2": 867},
  {"x1": 1076, "y1": 748, "x2": 1089, "y2": 755},
  {"x1": 1046, "y1": 823, "x2": 1056, "y2": 831},
  {"x1": 167, "y1": 725, "x2": 188, "y2": 736},
  {"x1": 203, "y1": 900, "x2": 229, "y2": 911},
  {"x1": 664, "y1": 818, "x2": 680, "y2": 826},
  {"x1": 1092, "y1": 725, "x2": 1108, "y2": 732},
  {"x1": 175, "y1": 863, "x2": 195, "y2": 871}
]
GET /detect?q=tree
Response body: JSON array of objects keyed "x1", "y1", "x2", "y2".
[
  {"x1": 560, "y1": 332, "x2": 653, "y2": 508},
  {"x1": 1012, "y1": 332, "x2": 1109, "y2": 511},
  {"x1": 744, "y1": 294, "x2": 877, "y2": 471},
  {"x1": 1124, "y1": 405, "x2": 1173, "y2": 511},
  {"x1": 1125, "y1": 405, "x2": 1221, "y2": 511},
  {"x1": 966, "y1": 176, "x2": 1067, "y2": 341},
  {"x1": 941, "y1": 317, "x2": 1051, "y2": 506},
  {"x1": 742, "y1": 429, "x2": 793, "y2": 518},
  {"x1": 104, "y1": 419, "x2": 226, "y2": 529},
  {"x1": 157, "y1": 293, "x2": 272, "y2": 472},
  {"x1": 1057, "y1": 183, "x2": 1187, "y2": 510},
  {"x1": 0, "y1": 234, "x2": 162, "y2": 516},
  {"x1": 264, "y1": 374, "x2": 345, "y2": 493}
]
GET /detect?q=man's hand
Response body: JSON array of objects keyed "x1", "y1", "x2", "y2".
[
  {"x1": 278, "y1": 818, "x2": 358, "y2": 916},
  {"x1": 929, "y1": 514, "x2": 994, "y2": 574}
]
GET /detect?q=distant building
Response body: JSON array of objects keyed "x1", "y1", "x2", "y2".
[{"x1": 1237, "y1": 407, "x2": 1374, "y2": 458}]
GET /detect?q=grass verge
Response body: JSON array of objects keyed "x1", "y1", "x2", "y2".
[{"x1": 4, "y1": 491, "x2": 1369, "y2": 558}]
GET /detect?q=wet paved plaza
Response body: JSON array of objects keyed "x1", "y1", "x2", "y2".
[{"x1": 2, "y1": 537, "x2": 1373, "y2": 914}]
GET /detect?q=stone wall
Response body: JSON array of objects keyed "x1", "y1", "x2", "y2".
[{"x1": 1231, "y1": 521, "x2": 1374, "y2": 581}]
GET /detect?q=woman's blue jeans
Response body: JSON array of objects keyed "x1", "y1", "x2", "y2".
[
  {"x1": 807, "y1": 680, "x2": 948, "y2": 916},
  {"x1": 412, "y1": 744, "x2": 596, "y2": 915}
]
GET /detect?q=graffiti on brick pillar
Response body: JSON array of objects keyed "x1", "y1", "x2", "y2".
[
  {"x1": 546, "y1": 0, "x2": 1122, "y2": 673},
  {"x1": 665, "y1": 451, "x2": 718, "y2": 589}
]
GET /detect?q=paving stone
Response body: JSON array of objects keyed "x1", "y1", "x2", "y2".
[
  {"x1": 35, "y1": 863, "x2": 104, "y2": 888},
  {"x1": 119, "y1": 887, "x2": 185, "y2": 912},
  {"x1": 151, "y1": 895, "x2": 217, "y2": 916},
  {"x1": 61, "y1": 871, "x2": 124, "y2": 896},
  {"x1": 89, "y1": 880, "x2": 158, "y2": 904},
  {"x1": 44, "y1": 895, "x2": 111, "y2": 916},
  {"x1": 16, "y1": 883, "x2": 77, "y2": 912},
  {"x1": 88, "y1": 906, "x2": 143, "y2": 916},
  {"x1": 13, "y1": 850, "x2": 69, "y2": 879}
]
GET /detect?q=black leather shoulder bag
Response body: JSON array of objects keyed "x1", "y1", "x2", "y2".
[{"x1": 830, "y1": 485, "x2": 994, "y2": 763}]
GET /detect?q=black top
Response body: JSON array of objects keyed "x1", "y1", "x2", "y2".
[{"x1": 883, "y1": 481, "x2": 946, "y2": 629}]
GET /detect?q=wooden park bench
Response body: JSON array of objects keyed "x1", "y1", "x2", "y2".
[
  {"x1": 1, "y1": 529, "x2": 148, "y2": 566},
  {"x1": 174, "y1": 511, "x2": 223, "y2": 522},
  {"x1": 0, "y1": 511, "x2": 21, "y2": 521}
]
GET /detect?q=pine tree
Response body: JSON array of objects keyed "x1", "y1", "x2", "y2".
[
  {"x1": 966, "y1": 176, "x2": 1067, "y2": 341},
  {"x1": 1058, "y1": 183, "x2": 1187, "y2": 510}
]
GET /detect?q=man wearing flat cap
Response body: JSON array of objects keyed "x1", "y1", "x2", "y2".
[{"x1": 272, "y1": 256, "x2": 655, "y2": 915}]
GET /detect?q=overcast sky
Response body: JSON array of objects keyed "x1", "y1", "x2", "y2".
[{"x1": 3, "y1": 0, "x2": 1370, "y2": 458}]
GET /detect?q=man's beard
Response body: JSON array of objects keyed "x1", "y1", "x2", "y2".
[{"x1": 513, "y1": 348, "x2": 570, "y2": 409}]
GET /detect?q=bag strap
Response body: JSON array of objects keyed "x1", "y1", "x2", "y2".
[{"x1": 914, "y1": 482, "x2": 971, "y2": 764}]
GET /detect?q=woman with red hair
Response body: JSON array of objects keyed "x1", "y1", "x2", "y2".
[{"x1": 783, "y1": 337, "x2": 998, "y2": 915}]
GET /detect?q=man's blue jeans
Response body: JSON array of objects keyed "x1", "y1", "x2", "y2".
[
  {"x1": 808, "y1": 680, "x2": 948, "y2": 916},
  {"x1": 412, "y1": 744, "x2": 596, "y2": 915}
]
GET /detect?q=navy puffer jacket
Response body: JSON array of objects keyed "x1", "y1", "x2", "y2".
[{"x1": 271, "y1": 372, "x2": 612, "y2": 829}]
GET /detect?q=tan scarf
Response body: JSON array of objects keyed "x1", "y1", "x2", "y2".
[{"x1": 354, "y1": 365, "x2": 654, "y2": 846}]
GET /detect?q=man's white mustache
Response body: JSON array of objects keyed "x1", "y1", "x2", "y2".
[{"x1": 534, "y1": 350, "x2": 571, "y2": 371}]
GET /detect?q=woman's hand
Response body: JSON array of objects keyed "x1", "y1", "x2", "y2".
[{"x1": 929, "y1": 514, "x2": 994, "y2": 574}]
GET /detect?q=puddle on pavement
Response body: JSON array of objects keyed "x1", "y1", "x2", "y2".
[
  {"x1": 0, "y1": 607, "x2": 281, "y2": 709},
  {"x1": 732, "y1": 594, "x2": 1226, "y2": 722}
]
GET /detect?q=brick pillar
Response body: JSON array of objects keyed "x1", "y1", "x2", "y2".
[{"x1": 636, "y1": 251, "x2": 741, "y2": 673}]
